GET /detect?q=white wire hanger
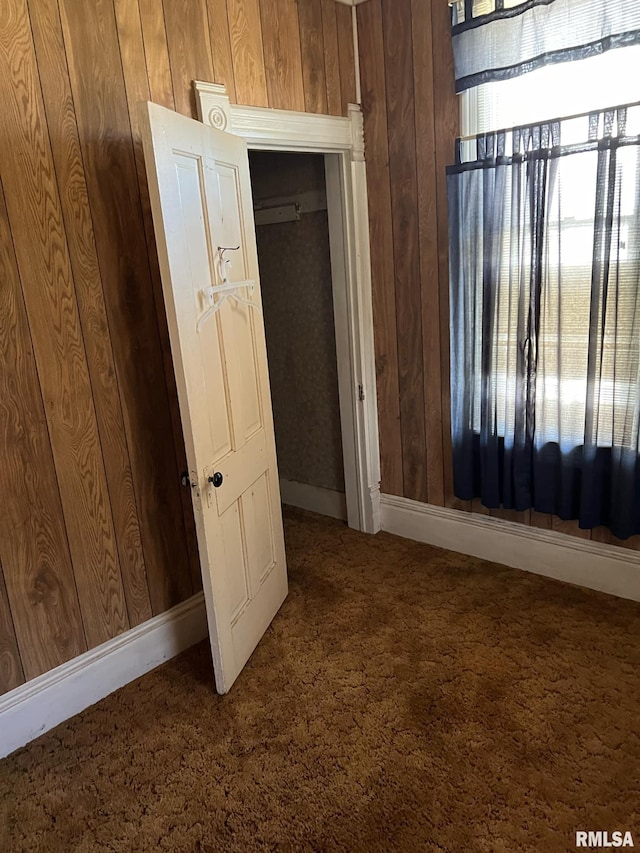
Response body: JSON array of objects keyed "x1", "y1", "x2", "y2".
[{"x1": 196, "y1": 246, "x2": 261, "y2": 333}]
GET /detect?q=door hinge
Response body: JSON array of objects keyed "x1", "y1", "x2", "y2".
[{"x1": 358, "y1": 383, "x2": 365, "y2": 402}]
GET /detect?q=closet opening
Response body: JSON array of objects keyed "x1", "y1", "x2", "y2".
[{"x1": 249, "y1": 150, "x2": 347, "y2": 522}]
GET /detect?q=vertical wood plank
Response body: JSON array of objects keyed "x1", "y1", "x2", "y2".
[
  {"x1": 529, "y1": 510, "x2": 552, "y2": 529},
  {"x1": 0, "y1": 177, "x2": 87, "y2": 680},
  {"x1": 336, "y1": 2, "x2": 355, "y2": 114},
  {"x1": 592, "y1": 527, "x2": 640, "y2": 550},
  {"x1": 431, "y1": 0, "x2": 463, "y2": 509},
  {"x1": 114, "y1": 0, "x2": 202, "y2": 595},
  {"x1": 411, "y1": 0, "x2": 444, "y2": 506},
  {"x1": 162, "y1": 0, "x2": 215, "y2": 118},
  {"x1": 226, "y1": 0, "x2": 268, "y2": 107},
  {"x1": 206, "y1": 0, "x2": 237, "y2": 102},
  {"x1": 553, "y1": 517, "x2": 591, "y2": 539},
  {"x1": 0, "y1": 0, "x2": 129, "y2": 647},
  {"x1": 0, "y1": 565, "x2": 25, "y2": 694},
  {"x1": 29, "y1": 0, "x2": 153, "y2": 629},
  {"x1": 138, "y1": 0, "x2": 176, "y2": 109},
  {"x1": 258, "y1": 0, "x2": 305, "y2": 112},
  {"x1": 357, "y1": 0, "x2": 403, "y2": 496},
  {"x1": 321, "y1": 0, "x2": 342, "y2": 116},
  {"x1": 59, "y1": 0, "x2": 193, "y2": 613},
  {"x1": 298, "y1": 0, "x2": 328, "y2": 115},
  {"x1": 491, "y1": 508, "x2": 531, "y2": 525},
  {"x1": 382, "y1": 0, "x2": 427, "y2": 503},
  {"x1": 471, "y1": 498, "x2": 491, "y2": 516},
  {"x1": 591, "y1": 527, "x2": 614, "y2": 546}
]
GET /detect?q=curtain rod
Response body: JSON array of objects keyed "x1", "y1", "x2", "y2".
[{"x1": 455, "y1": 99, "x2": 640, "y2": 144}]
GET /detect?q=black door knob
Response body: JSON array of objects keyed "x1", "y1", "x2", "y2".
[{"x1": 209, "y1": 471, "x2": 224, "y2": 488}]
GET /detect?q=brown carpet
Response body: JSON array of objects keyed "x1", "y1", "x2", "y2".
[{"x1": 2, "y1": 509, "x2": 640, "y2": 852}]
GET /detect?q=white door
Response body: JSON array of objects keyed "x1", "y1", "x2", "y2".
[{"x1": 139, "y1": 101, "x2": 287, "y2": 693}]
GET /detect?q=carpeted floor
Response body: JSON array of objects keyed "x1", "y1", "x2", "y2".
[{"x1": 2, "y1": 508, "x2": 640, "y2": 852}]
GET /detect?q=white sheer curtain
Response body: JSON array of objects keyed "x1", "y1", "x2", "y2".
[
  {"x1": 448, "y1": 106, "x2": 640, "y2": 537},
  {"x1": 447, "y1": 1, "x2": 640, "y2": 538},
  {"x1": 451, "y1": 0, "x2": 640, "y2": 93}
]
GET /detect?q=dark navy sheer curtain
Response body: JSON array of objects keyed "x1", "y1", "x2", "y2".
[{"x1": 447, "y1": 106, "x2": 640, "y2": 539}]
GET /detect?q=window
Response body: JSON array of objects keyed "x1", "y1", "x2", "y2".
[
  {"x1": 446, "y1": 2, "x2": 640, "y2": 535},
  {"x1": 458, "y1": 48, "x2": 640, "y2": 450},
  {"x1": 461, "y1": 45, "x2": 640, "y2": 137}
]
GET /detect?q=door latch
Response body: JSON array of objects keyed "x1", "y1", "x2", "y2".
[{"x1": 180, "y1": 470, "x2": 200, "y2": 501}]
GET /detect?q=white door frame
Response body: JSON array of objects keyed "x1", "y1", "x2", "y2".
[{"x1": 194, "y1": 81, "x2": 380, "y2": 534}]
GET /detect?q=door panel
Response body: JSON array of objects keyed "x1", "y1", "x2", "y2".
[
  {"x1": 212, "y1": 431, "x2": 267, "y2": 516},
  {"x1": 242, "y1": 472, "x2": 276, "y2": 586},
  {"x1": 140, "y1": 101, "x2": 287, "y2": 693},
  {"x1": 219, "y1": 503, "x2": 250, "y2": 620}
]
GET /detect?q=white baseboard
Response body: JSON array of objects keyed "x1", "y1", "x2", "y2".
[
  {"x1": 367, "y1": 483, "x2": 382, "y2": 535},
  {"x1": 380, "y1": 494, "x2": 640, "y2": 603},
  {"x1": 0, "y1": 592, "x2": 208, "y2": 760},
  {"x1": 280, "y1": 478, "x2": 347, "y2": 521}
]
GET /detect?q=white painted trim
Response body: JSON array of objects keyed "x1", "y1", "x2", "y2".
[
  {"x1": 279, "y1": 479, "x2": 347, "y2": 521},
  {"x1": 380, "y1": 494, "x2": 640, "y2": 602},
  {"x1": 345, "y1": 105, "x2": 380, "y2": 535},
  {"x1": 254, "y1": 204, "x2": 300, "y2": 225},
  {"x1": 0, "y1": 593, "x2": 207, "y2": 759},
  {"x1": 194, "y1": 82, "x2": 381, "y2": 534},
  {"x1": 324, "y1": 153, "x2": 361, "y2": 529},
  {"x1": 194, "y1": 83, "x2": 353, "y2": 151},
  {"x1": 253, "y1": 188, "x2": 327, "y2": 214}
]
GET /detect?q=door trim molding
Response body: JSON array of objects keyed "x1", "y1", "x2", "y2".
[
  {"x1": 0, "y1": 593, "x2": 208, "y2": 759},
  {"x1": 380, "y1": 494, "x2": 640, "y2": 602},
  {"x1": 194, "y1": 82, "x2": 381, "y2": 534}
]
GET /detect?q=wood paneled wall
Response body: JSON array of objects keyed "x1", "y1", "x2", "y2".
[
  {"x1": 0, "y1": 0, "x2": 356, "y2": 695},
  {"x1": 358, "y1": 0, "x2": 640, "y2": 552},
  {"x1": 358, "y1": 0, "x2": 454, "y2": 507}
]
